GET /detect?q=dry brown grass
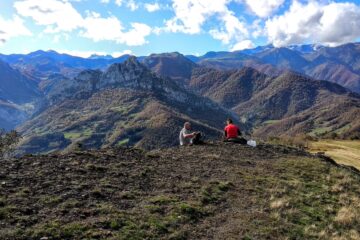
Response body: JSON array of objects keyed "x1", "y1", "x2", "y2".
[
  {"x1": 309, "y1": 140, "x2": 360, "y2": 170},
  {"x1": 266, "y1": 134, "x2": 314, "y2": 149},
  {"x1": 270, "y1": 198, "x2": 289, "y2": 209},
  {"x1": 335, "y1": 206, "x2": 358, "y2": 226},
  {"x1": 331, "y1": 230, "x2": 360, "y2": 240}
]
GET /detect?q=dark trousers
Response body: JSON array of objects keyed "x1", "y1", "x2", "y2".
[
  {"x1": 224, "y1": 137, "x2": 247, "y2": 145},
  {"x1": 192, "y1": 132, "x2": 203, "y2": 145}
]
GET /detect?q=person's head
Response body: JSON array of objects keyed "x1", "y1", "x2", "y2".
[
  {"x1": 226, "y1": 118, "x2": 233, "y2": 125},
  {"x1": 184, "y1": 122, "x2": 192, "y2": 130}
]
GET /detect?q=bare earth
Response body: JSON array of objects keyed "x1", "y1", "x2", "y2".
[{"x1": 0, "y1": 142, "x2": 359, "y2": 239}]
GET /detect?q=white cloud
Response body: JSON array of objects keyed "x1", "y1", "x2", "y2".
[
  {"x1": 164, "y1": 0, "x2": 249, "y2": 45},
  {"x1": 120, "y1": 22, "x2": 152, "y2": 45},
  {"x1": 53, "y1": 34, "x2": 60, "y2": 43},
  {"x1": 81, "y1": 13, "x2": 151, "y2": 46},
  {"x1": 265, "y1": 1, "x2": 360, "y2": 47},
  {"x1": 126, "y1": 0, "x2": 139, "y2": 11},
  {"x1": 209, "y1": 13, "x2": 248, "y2": 44},
  {"x1": 0, "y1": 15, "x2": 32, "y2": 44},
  {"x1": 144, "y1": 2, "x2": 160, "y2": 12},
  {"x1": 81, "y1": 14, "x2": 123, "y2": 42},
  {"x1": 243, "y1": 0, "x2": 285, "y2": 18},
  {"x1": 13, "y1": 0, "x2": 152, "y2": 46},
  {"x1": 231, "y1": 40, "x2": 254, "y2": 51},
  {"x1": 250, "y1": 19, "x2": 263, "y2": 38},
  {"x1": 165, "y1": 0, "x2": 229, "y2": 34},
  {"x1": 14, "y1": 0, "x2": 84, "y2": 33},
  {"x1": 114, "y1": 0, "x2": 122, "y2": 6},
  {"x1": 106, "y1": 0, "x2": 138, "y2": 10},
  {"x1": 53, "y1": 49, "x2": 132, "y2": 58}
]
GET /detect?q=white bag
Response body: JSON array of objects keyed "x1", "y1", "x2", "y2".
[{"x1": 247, "y1": 140, "x2": 257, "y2": 147}]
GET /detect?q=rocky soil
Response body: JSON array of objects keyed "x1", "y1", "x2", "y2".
[{"x1": 0, "y1": 142, "x2": 359, "y2": 239}]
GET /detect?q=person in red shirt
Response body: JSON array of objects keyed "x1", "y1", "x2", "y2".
[{"x1": 224, "y1": 118, "x2": 246, "y2": 144}]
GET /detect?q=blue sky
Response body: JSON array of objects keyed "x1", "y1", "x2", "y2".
[{"x1": 0, "y1": 0, "x2": 360, "y2": 57}]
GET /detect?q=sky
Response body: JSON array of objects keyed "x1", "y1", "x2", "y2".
[{"x1": 0, "y1": 0, "x2": 360, "y2": 57}]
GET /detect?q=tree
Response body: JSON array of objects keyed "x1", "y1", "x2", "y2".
[{"x1": 0, "y1": 129, "x2": 21, "y2": 158}]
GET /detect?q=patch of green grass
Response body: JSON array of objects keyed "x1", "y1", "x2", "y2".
[
  {"x1": 82, "y1": 128, "x2": 93, "y2": 137},
  {"x1": 177, "y1": 203, "x2": 207, "y2": 222},
  {"x1": 64, "y1": 128, "x2": 93, "y2": 140},
  {"x1": 39, "y1": 196, "x2": 62, "y2": 206},
  {"x1": 59, "y1": 199, "x2": 82, "y2": 209},
  {"x1": 117, "y1": 138, "x2": 129, "y2": 146},
  {"x1": 149, "y1": 195, "x2": 178, "y2": 205},
  {"x1": 30, "y1": 221, "x2": 89, "y2": 239},
  {"x1": 242, "y1": 157, "x2": 360, "y2": 239},
  {"x1": 200, "y1": 181, "x2": 233, "y2": 204},
  {"x1": 0, "y1": 205, "x2": 17, "y2": 220},
  {"x1": 263, "y1": 120, "x2": 280, "y2": 125},
  {"x1": 310, "y1": 127, "x2": 333, "y2": 136},
  {"x1": 64, "y1": 132, "x2": 82, "y2": 140},
  {"x1": 110, "y1": 105, "x2": 134, "y2": 114},
  {"x1": 334, "y1": 124, "x2": 352, "y2": 134},
  {"x1": 118, "y1": 191, "x2": 137, "y2": 200}
]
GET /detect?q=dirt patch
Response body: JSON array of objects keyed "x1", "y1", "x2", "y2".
[{"x1": 0, "y1": 142, "x2": 359, "y2": 239}]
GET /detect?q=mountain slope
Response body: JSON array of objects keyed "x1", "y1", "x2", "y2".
[
  {"x1": 190, "y1": 67, "x2": 271, "y2": 109},
  {"x1": 0, "y1": 100, "x2": 29, "y2": 130},
  {"x1": 0, "y1": 61, "x2": 41, "y2": 130},
  {"x1": 0, "y1": 50, "x2": 131, "y2": 78},
  {"x1": 194, "y1": 43, "x2": 360, "y2": 93},
  {"x1": 191, "y1": 68, "x2": 360, "y2": 138},
  {"x1": 142, "y1": 52, "x2": 197, "y2": 86},
  {"x1": 236, "y1": 73, "x2": 360, "y2": 139},
  {"x1": 17, "y1": 58, "x2": 232, "y2": 154},
  {"x1": 1, "y1": 143, "x2": 359, "y2": 239},
  {"x1": 0, "y1": 60, "x2": 40, "y2": 104},
  {"x1": 255, "y1": 47, "x2": 310, "y2": 70}
]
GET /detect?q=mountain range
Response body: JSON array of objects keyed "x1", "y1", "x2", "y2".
[
  {"x1": 187, "y1": 43, "x2": 360, "y2": 94},
  {"x1": 1, "y1": 42, "x2": 360, "y2": 153},
  {"x1": 16, "y1": 57, "x2": 231, "y2": 154}
]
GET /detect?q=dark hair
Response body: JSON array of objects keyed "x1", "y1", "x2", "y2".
[{"x1": 227, "y1": 118, "x2": 233, "y2": 124}]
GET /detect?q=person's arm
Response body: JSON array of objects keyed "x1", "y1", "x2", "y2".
[{"x1": 183, "y1": 132, "x2": 195, "y2": 138}]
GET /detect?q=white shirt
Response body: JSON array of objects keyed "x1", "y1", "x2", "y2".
[{"x1": 179, "y1": 128, "x2": 192, "y2": 146}]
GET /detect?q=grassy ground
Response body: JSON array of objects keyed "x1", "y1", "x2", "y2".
[
  {"x1": 308, "y1": 140, "x2": 360, "y2": 170},
  {"x1": 1, "y1": 143, "x2": 359, "y2": 239}
]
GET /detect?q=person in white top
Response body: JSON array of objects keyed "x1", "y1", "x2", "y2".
[{"x1": 179, "y1": 122, "x2": 201, "y2": 146}]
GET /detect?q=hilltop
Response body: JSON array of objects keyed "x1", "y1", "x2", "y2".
[{"x1": 1, "y1": 143, "x2": 359, "y2": 239}]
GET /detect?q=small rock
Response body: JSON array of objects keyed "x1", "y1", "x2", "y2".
[
  {"x1": 1, "y1": 181, "x2": 6, "y2": 186},
  {"x1": 40, "y1": 237, "x2": 49, "y2": 240}
]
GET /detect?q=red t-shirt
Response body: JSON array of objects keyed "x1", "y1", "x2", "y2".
[{"x1": 224, "y1": 124, "x2": 239, "y2": 139}]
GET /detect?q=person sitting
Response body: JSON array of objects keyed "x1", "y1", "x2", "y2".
[
  {"x1": 179, "y1": 122, "x2": 202, "y2": 146},
  {"x1": 224, "y1": 118, "x2": 247, "y2": 144}
]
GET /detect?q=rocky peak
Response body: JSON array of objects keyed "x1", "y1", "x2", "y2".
[{"x1": 100, "y1": 57, "x2": 163, "y2": 91}]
